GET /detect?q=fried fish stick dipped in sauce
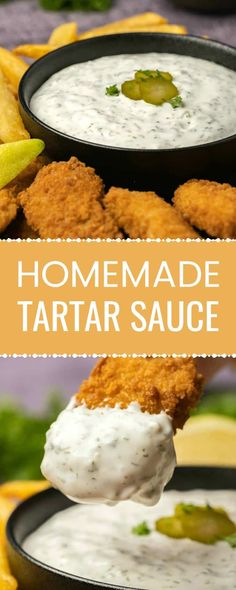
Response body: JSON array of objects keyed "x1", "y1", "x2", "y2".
[
  {"x1": 19, "y1": 157, "x2": 121, "y2": 239},
  {"x1": 104, "y1": 187, "x2": 199, "y2": 239},
  {"x1": 173, "y1": 179, "x2": 236, "y2": 238},
  {"x1": 42, "y1": 359, "x2": 203, "y2": 506}
]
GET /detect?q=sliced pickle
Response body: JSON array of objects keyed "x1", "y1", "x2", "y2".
[
  {"x1": 135, "y1": 70, "x2": 173, "y2": 82},
  {"x1": 155, "y1": 516, "x2": 185, "y2": 539},
  {"x1": 156, "y1": 504, "x2": 236, "y2": 545},
  {"x1": 140, "y1": 77, "x2": 178, "y2": 106},
  {"x1": 135, "y1": 70, "x2": 158, "y2": 81},
  {"x1": 121, "y1": 79, "x2": 142, "y2": 100},
  {"x1": 160, "y1": 71, "x2": 173, "y2": 81},
  {"x1": 178, "y1": 505, "x2": 236, "y2": 545}
]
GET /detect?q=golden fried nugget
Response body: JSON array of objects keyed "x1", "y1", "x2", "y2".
[
  {"x1": 173, "y1": 179, "x2": 236, "y2": 238},
  {"x1": 12, "y1": 154, "x2": 50, "y2": 195},
  {"x1": 75, "y1": 358, "x2": 203, "y2": 430},
  {"x1": 0, "y1": 155, "x2": 48, "y2": 234},
  {"x1": 19, "y1": 157, "x2": 121, "y2": 239},
  {"x1": 104, "y1": 187, "x2": 199, "y2": 239},
  {"x1": 0, "y1": 189, "x2": 17, "y2": 233},
  {"x1": 3, "y1": 212, "x2": 39, "y2": 239}
]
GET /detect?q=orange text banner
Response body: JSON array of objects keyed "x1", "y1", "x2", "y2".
[{"x1": 0, "y1": 240, "x2": 235, "y2": 355}]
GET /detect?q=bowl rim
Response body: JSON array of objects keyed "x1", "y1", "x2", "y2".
[
  {"x1": 19, "y1": 32, "x2": 236, "y2": 155},
  {"x1": 7, "y1": 486, "x2": 141, "y2": 590},
  {"x1": 7, "y1": 465, "x2": 236, "y2": 590}
]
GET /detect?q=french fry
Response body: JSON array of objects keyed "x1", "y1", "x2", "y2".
[
  {"x1": 79, "y1": 23, "x2": 187, "y2": 40},
  {"x1": 0, "y1": 498, "x2": 14, "y2": 526},
  {"x1": 48, "y1": 22, "x2": 78, "y2": 47},
  {"x1": 78, "y1": 11, "x2": 168, "y2": 40},
  {"x1": 0, "y1": 48, "x2": 28, "y2": 93},
  {"x1": 0, "y1": 69, "x2": 30, "y2": 142},
  {"x1": 0, "y1": 480, "x2": 50, "y2": 502},
  {"x1": 13, "y1": 44, "x2": 52, "y2": 59},
  {"x1": 146, "y1": 24, "x2": 187, "y2": 34},
  {"x1": 0, "y1": 527, "x2": 18, "y2": 590}
]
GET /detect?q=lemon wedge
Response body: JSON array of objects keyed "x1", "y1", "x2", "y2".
[
  {"x1": 0, "y1": 138, "x2": 45, "y2": 190},
  {"x1": 174, "y1": 415, "x2": 236, "y2": 467}
]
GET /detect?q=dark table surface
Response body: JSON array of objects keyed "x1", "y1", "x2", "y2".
[{"x1": 0, "y1": 0, "x2": 235, "y2": 49}]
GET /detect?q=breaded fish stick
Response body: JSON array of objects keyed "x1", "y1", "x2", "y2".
[
  {"x1": 19, "y1": 157, "x2": 121, "y2": 239},
  {"x1": 104, "y1": 187, "x2": 199, "y2": 239},
  {"x1": 173, "y1": 179, "x2": 236, "y2": 238},
  {"x1": 75, "y1": 358, "x2": 203, "y2": 431}
]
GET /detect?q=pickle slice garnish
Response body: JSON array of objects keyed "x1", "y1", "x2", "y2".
[
  {"x1": 176, "y1": 504, "x2": 236, "y2": 545},
  {"x1": 155, "y1": 504, "x2": 236, "y2": 545},
  {"x1": 107, "y1": 68, "x2": 182, "y2": 107},
  {"x1": 121, "y1": 79, "x2": 142, "y2": 101},
  {"x1": 139, "y1": 78, "x2": 178, "y2": 106},
  {"x1": 155, "y1": 516, "x2": 185, "y2": 539},
  {"x1": 135, "y1": 70, "x2": 159, "y2": 81}
]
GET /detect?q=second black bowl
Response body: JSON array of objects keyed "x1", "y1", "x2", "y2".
[
  {"x1": 19, "y1": 33, "x2": 236, "y2": 193},
  {"x1": 6, "y1": 467, "x2": 236, "y2": 590}
]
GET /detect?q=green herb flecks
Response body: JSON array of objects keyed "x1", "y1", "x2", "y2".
[
  {"x1": 169, "y1": 95, "x2": 184, "y2": 109},
  {"x1": 0, "y1": 394, "x2": 64, "y2": 480},
  {"x1": 132, "y1": 521, "x2": 151, "y2": 536},
  {"x1": 39, "y1": 0, "x2": 111, "y2": 11},
  {"x1": 224, "y1": 533, "x2": 236, "y2": 548},
  {"x1": 106, "y1": 84, "x2": 120, "y2": 97},
  {"x1": 191, "y1": 390, "x2": 236, "y2": 420}
]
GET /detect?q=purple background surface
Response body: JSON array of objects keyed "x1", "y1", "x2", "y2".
[
  {"x1": 0, "y1": 0, "x2": 235, "y2": 48},
  {"x1": 0, "y1": 358, "x2": 236, "y2": 411},
  {"x1": 0, "y1": 358, "x2": 96, "y2": 409}
]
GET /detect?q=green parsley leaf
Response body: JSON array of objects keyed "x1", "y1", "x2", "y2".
[
  {"x1": 39, "y1": 0, "x2": 111, "y2": 11},
  {"x1": 169, "y1": 95, "x2": 184, "y2": 109},
  {"x1": 132, "y1": 521, "x2": 151, "y2": 536},
  {"x1": 105, "y1": 84, "x2": 120, "y2": 97},
  {"x1": 224, "y1": 533, "x2": 236, "y2": 548}
]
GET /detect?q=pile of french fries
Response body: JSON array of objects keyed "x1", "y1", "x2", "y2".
[
  {"x1": 0, "y1": 13, "x2": 187, "y2": 144},
  {"x1": 0, "y1": 480, "x2": 49, "y2": 589},
  {"x1": 13, "y1": 13, "x2": 187, "y2": 59}
]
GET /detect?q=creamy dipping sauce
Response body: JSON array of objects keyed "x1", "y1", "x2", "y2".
[
  {"x1": 31, "y1": 53, "x2": 236, "y2": 149},
  {"x1": 23, "y1": 489, "x2": 236, "y2": 589},
  {"x1": 41, "y1": 401, "x2": 176, "y2": 505}
]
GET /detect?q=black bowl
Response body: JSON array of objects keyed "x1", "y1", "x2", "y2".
[
  {"x1": 6, "y1": 466, "x2": 236, "y2": 590},
  {"x1": 172, "y1": 0, "x2": 236, "y2": 14},
  {"x1": 19, "y1": 33, "x2": 236, "y2": 194}
]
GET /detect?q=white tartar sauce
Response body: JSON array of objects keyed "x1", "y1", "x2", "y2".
[
  {"x1": 31, "y1": 53, "x2": 236, "y2": 150},
  {"x1": 23, "y1": 489, "x2": 236, "y2": 590},
  {"x1": 41, "y1": 401, "x2": 176, "y2": 506}
]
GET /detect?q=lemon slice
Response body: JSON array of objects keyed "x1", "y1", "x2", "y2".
[
  {"x1": 174, "y1": 415, "x2": 236, "y2": 467},
  {"x1": 0, "y1": 139, "x2": 45, "y2": 190}
]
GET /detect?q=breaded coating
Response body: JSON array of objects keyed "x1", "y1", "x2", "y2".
[
  {"x1": 3, "y1": 211, "x2": 39, "y2": 239},
  {"x1": 19, "y1": 157, "x2": 121, "y2": 239},
  {"x1": 173, "y1": 179, "x2": 236, "y2": 238},
  {"x1": 104, "y1": 187, "x2": 199, "y2": 239},
  {"x1": 14, "y1": 217, "x2": 39, "y2": 239},
  {"x1": 0, "y1": 155, "x2": 47, "y2": 234},
  {"x1": 75, "y1": 358, "x2": 203, "y2": 430},
  {"x1": 0, "y1": 189, "x2": 17, "y2": 232},
  {"x1": 11, "y1": 154, "x2": 50, "y2": 197}
]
